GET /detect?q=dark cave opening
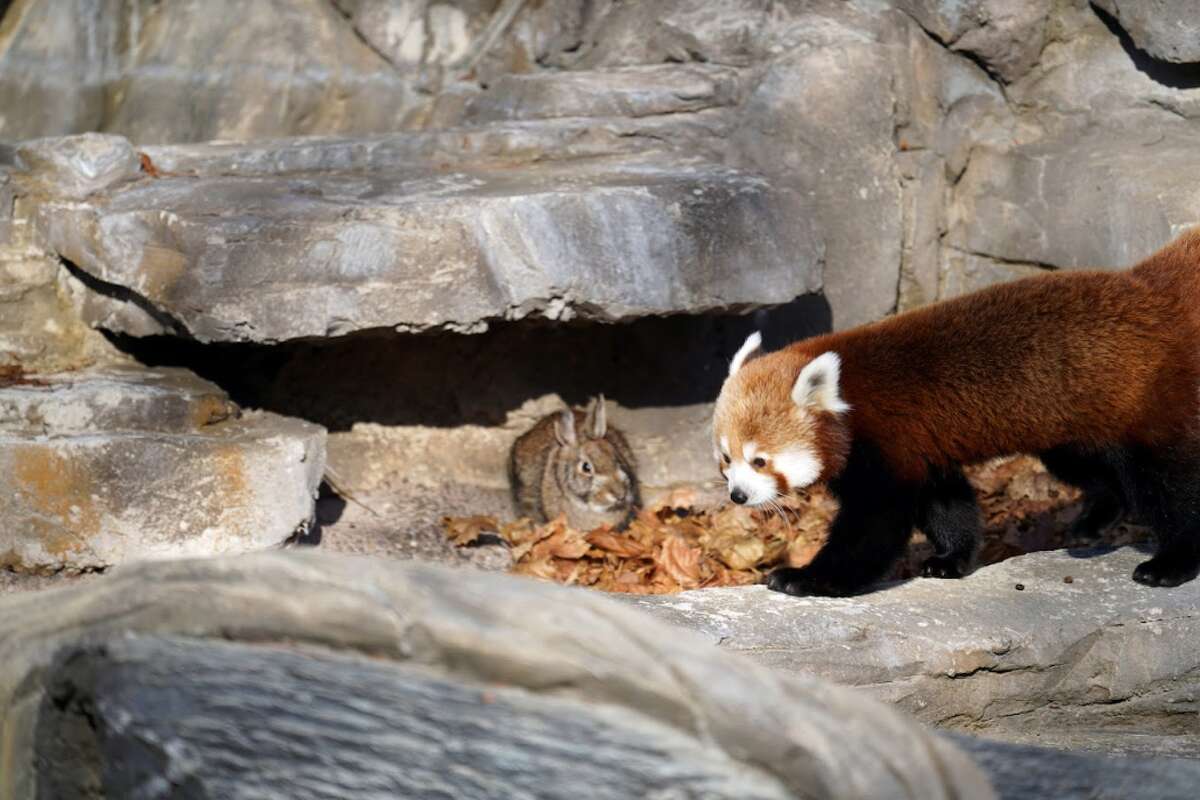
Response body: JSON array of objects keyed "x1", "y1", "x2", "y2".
[{"x1": 103, "y1": 294, "x2": 833, "y2": 432}]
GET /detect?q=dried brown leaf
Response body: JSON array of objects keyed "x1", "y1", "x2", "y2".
[
  {"x1": 656, "y1": 534, "x2": 701, "y2": 589},
  {"x1": 442, "y1": 514, "x2": 499, "y2": 546},
  {"x1": 586, "y1": 530, "x2": 646, "y2": 558}
]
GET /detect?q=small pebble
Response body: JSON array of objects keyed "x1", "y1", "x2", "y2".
[
  {"x1": 1014, "y1": 583, "x2": 1025, "y2": 591},
  {"x1": 1063, "y1": 575, "x2": 1074, "y2": 584}
]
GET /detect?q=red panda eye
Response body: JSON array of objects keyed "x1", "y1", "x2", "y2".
[
  {"x1": 752, "y1": 457, "x2": 767, "y2": 468},
  {"x1": 722, "y1": 454, "x2": 731, "y2": 465}
]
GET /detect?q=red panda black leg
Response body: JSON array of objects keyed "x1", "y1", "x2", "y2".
[
  {"x1": 1126, "y1": 446, "x2": 1200, "y2": 588},
  {"x1": 766, "y1": 442, "x2": 917, "y2": 597},
  {"x1": 915, "y1": 465, "x2": 981, "y2": 579},
  {"x1": 1039, "y1": 445, "x2": 1127, "y2": 540}
]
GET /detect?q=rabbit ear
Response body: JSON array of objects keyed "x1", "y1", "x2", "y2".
[
  {"x1": 585, "y1": 395, "x2": 607, "y2": 439},
  {"x1": 554, "y1": 408, "x2": 577, "y2": 446}
]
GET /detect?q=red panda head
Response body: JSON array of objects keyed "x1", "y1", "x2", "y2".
[{"x1": 712, "y1": 332, "x2": 851, "y2": 507}]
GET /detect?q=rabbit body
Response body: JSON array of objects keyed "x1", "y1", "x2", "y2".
[{"x1": 509, "y1": 396, "x2": 640, "y2": 531}]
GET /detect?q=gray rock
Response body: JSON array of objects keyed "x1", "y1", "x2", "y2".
[
  {"x1": 1004, "y1": 4, "x2": 1200, "y2": 120},
  {"x1": 0, "y1": 0, "x2": 432, "y2": 145},
  {"x1": 731, "y1": 38, "x2": 902, "y2": 330},
  {"x1": 946, "y1": 733, "x2": 1200, "y2": 800},
  {"x1": 0, "y1": 364, "x2": 236, "y2": 433},
  {"x1": 0, "y1": 367, "x2": 325, "y2": 571},
  {"x1": 46, "y1": 636, "x2": 798, "y2": 800},
  {"x1": 449, "y1": 64, "x2": 741, "y2": 124},
  {"x1": 136, "y1": 113, "x2": 733, "y2": 176},
  {"x1": 14, "y1": 133, "x2": 140, "y2": 199},
  {"x1": 0, "y1": 551, "x2": 995, "y2": 799},
  {"x1": 0, "y1": 0, "x2": 116, "y2": 141},
  {"x1": 29, "y1": 146, "x2": 821, "y2": 342},
  {"x1": 629, "y1": 548, "x2": 1200, "y2": 757},
  {"x1": 1093, "y1": 1, "x2": 1200, "y2": 64},
  {"x1": 572, "y1": 0, "x2": 781, "y2": 69},
  {"x1": 949, "y1": 125, "x2": 1200, "y2": 271},
  {"x1": 938, "y1": 250, "x2": 1048, "y2": 300},
  {"x1": 894, "y1": 0, "x2": 1053, "y2": 81}
]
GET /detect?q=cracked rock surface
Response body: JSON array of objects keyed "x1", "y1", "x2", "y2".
[{"x1": 630, "y1": 547, "x2": 1200, "y2": 759}]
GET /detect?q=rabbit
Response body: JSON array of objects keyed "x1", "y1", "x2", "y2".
[{"x1": 509, "y1": 395, "x2": 641, "y2": 531}]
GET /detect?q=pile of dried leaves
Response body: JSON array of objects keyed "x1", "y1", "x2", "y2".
[
  {"x1": 444, "y1": 456, "x2": 1152, "y2": 595},
  {"x1": 444, "y1": 487, "x2": 835, "y2": 595}
]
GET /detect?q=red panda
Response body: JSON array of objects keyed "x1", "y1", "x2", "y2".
[{"x1": 713, "y1": 227, "x2": 1200, "y2": 596}]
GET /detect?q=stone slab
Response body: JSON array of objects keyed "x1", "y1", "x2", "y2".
[
  {"x1": 0, "y1": 367, "x2": 325, "y2": 571},
  {"x1": 629, "y1": 547, "x2": 1200, "y2": 756},
  {"x1": 0, "y1": 364, "x2": 236, "y2": 433},
  {"x1": 28, "y1": 148, "x2": 821, "y2": 342}
]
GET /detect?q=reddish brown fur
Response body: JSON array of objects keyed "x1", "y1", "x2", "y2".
[{"x1": 728, "y1": 228, "x2": 1200, "y2": 486}]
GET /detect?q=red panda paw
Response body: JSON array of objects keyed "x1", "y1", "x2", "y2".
[
  {"x1": 920, "y1": 555, "x2": 971, "y2": 580},
  {"x1": 1132, "y1": 557, "x2": 1200, "y2": 588},
  {"x1": 766, "y1": 566, "x2": 855, "y2": 597}
]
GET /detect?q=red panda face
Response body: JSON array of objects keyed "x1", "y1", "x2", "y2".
[{"x1": 712, "y1": 333, "x2": 850, "y2": 507}]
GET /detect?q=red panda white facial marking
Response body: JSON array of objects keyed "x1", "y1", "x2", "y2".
[
  {"x1": 773, "y1": 449, "x2": 821, "y2": 488},
  {"x1": 725, "y1": 441, "x2": 779, "y2": 506}
]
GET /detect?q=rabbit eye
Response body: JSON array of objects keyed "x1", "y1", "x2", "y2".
[
  {"x1": 581, "y1": 461, "x2": 593, "y2": 474},
  {"x1": 752, "y1": 457, "x2": 767, "y2": 468}
]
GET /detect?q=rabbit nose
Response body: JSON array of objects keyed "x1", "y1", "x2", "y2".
[{"x1": 730, "y1": 488, "x2": 748, "y2": 505}]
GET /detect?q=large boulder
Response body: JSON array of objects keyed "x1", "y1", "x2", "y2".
[
  {"x1": 0, "y1": 365, "x2": 325, "y2": 571},
  {"x1": 0, "y1": 551, "x2": 994, "y2": 799},
  {"x1": 632, "y1": 547, "x2": 1200, "y2": 758}
]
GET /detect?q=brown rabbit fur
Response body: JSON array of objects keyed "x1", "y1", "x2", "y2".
[{"x1": 509, "y1": 395, "x2": 640, "y2": 531}]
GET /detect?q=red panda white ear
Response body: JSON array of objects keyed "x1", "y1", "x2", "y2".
[
  {"x1": 792, "y1": 352, "x2": 850, "y2": 414},
  {"x1": 728, "y1": 331, "x2": 763, "y2": 377}
]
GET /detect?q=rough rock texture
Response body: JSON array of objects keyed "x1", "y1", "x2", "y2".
[
  {"x1": 0, "y1": 366, "x2": 325, "y2": 571},
  {"x1": 23, "y1": 151, "x2": 821, "y2": 342},
  {"x1": 14, "y1": 132, "x2": 139, "y2": 199},
  {"x1": 1093, "y1": 0, "x2": 1200, "y2": 64},
  {"x1": 950, "y1": 126, "x2": 1200, "y2": 272},
  {"x1": 629, "y1": 547, "x2": 1200, "y2": 758},
  {"x1": 947, "y1": 733, "x2": 1200, "y2": 800},
  {"x1": 0, "y1": 158, "x2": 118, "y2": 371},
  {"x1": 0, "y1": 0, "x2": 432, "y2": 143},
  {"x1": 4, "y1": 0, "x2": 1200, "y2": 330},
  {"x1": 894, "y1": 0, "x2": 1053, "y2": 81},
  {"x1": 0, "y1": 551, "x2": 996, "y2": 799}
]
